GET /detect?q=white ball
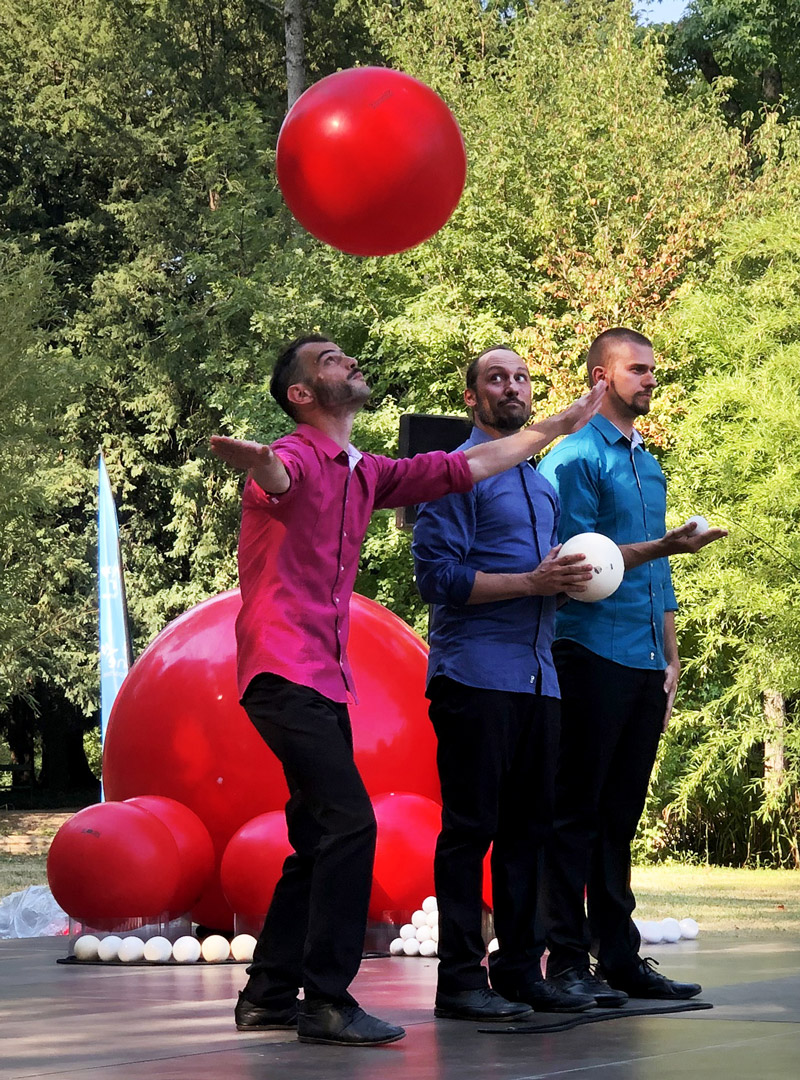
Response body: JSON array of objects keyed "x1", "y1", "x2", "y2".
[
  {"x1": 172, "y1": 935, "x2": 202, "y2": 963},
  {"x1": 415, "y1": 924, "x2": 432, "y2": 942},
  {"x1": 230, "y1": 934, "x2": 257, "y2": 962},
  {"x1": 431, "y1": 923, "x2": 439, "y2": 942},
  {"x1": 679, "y1": 917, "x2": 699, "y2": 940},
  {"x1": 399, "y1": 923, "x2": 416, "y2": 940},
  {"x1": 487, "y1": 937, "x2": 499, "y2": 953},
  {"x1": 118, "y1": 937, "x2": 145, "y2": 963},
  {"x1": 402, "y1": 938, "x2": 421, "y2": 956},
  {"x1": 144, "y1": 936, "x2": 173, "y2": 963},
  {"x1": 685, "y1": 515, "x2": 710, "y2": 535},
  {"x1": 73, "y1": 935, "x2": 101, "y2": 962},
  {"x1": 660, "y1": 918, "x2": 682, "y2": 943},
  {"x1": 426, "y1": 910, "x2": 439, "y2": 928},
  {"x1": 419, "y1": 939, "x2": 438, "y2": 957},
  {"x1": 422, "y1": 895, "x2": 438, "y2": 914},
  {"x1": 411, "y1": 909, "x2": 427, "y2": 928},
  {"x1": 559, "y1": 532, "x2": 624, "y2": 603},
  {"x1": 201, "y1": 934, "x2": 231, "y2": 963},
  {"x1": 640, "y1": 921, "x2": 664, "y2": 945},
  {"x1": 97, "y1": 935, "x2": 123, "y2": 962},
  {"x1": 389, "y1": 937, "x2": 405, "y2": 956}
]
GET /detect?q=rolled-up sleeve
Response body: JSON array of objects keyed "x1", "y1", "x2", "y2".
[
  {"x1": 373, "y1": 449, "x2": 473, "y2": 510},
  {"x1": 412, "y1": 489, "x2": 477, "y2": 606},
  {"x1": 241, "y1": 443, "x2": 308, "y2": 511}
]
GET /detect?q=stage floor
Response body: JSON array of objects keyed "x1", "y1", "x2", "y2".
[{"x1": 2, "y1": 934, "x2": 799, "y2": 1080}]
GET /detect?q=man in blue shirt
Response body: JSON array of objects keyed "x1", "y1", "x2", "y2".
[
  {"x1": 413, "y1": 346, "x2": 598, "y2": 1021},
  {"x1": 538, "y1": 328, "x2": 725, "y2": 1004}
]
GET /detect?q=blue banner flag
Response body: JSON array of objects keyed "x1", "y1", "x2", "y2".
[{"x1": 98, "y1": 453, "x2": 132, "y2": 759}]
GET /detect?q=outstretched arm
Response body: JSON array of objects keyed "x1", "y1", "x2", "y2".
[
  {"x1": 209, "y1": 436, "x2": 290, "y2": 494},
  {"x1": 463, "y1": 381, "x2": 607, "y2": 483},
  {"x1": 620, "y1": 520, "x2": 727, "y2": 570}
]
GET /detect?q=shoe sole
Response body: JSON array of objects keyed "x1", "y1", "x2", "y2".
[
  {"x1": 434, "y1": 1007, "x2": 535, "y2": 1021},
  {"x1": 297, "y1": 1030, "x2": 406, "y2": 1046},
  {"x1": 236, "y1": 1023, "x2": 297, "y2": 1032}
]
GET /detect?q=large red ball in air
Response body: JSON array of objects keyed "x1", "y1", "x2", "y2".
[
  {"x1": 102, "y1": 590, "x2": 440, "y2": 930},
  {"x1": 276, "y1": 67, "x2": 467, "y2": 256},
  {"x1": 125, "y1": 796, "x2": 215, "y2": 917},
  {"x1": 220, "y1": 811, "x2": 292, "y2": 918},
  {"x1": 369, "y1": 791, "x2": 441, "y2": 921},
  {"x1": 47, "y1": 802, "x2": 181, "y2": 926}
]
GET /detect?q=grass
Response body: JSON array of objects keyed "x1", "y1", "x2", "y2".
[{"x1": 1, "y1": 851, "x2": 798, "y2": 938}]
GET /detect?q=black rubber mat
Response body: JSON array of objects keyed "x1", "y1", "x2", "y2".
[{"x1": 479, "y1": 998, "x2": 713, "y2": 1033}]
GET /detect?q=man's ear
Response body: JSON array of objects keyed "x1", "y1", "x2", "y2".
[
  {"x1": 589, "y1": 365, "x2": 607, "y2": 387},
  {"x1": 464, "y1": 387, "x2": 477, "y2": 409},
  {"x1": 287, "y1": 382, "x2": 313, "y2": 409}
]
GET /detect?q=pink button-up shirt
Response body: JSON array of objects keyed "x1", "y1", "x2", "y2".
[{"x1": 236, "y1": 423, "x2": 473, "y2": 704}]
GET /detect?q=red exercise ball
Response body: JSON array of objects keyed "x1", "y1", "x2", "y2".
[
  {"x1": 47, "y1": 802, "x2": 181, "y2": 926},
  {"x1": 369, "y1": 791, "x2": 441, "y2": 922},
  {"x1": 103, "y1": 590, "x2": 441, "y2": 930},
  {"x1": 220, "y1": 811, "x2": 292, "y2": 918},
  {"x1": 125, "y1": 796, "x2": 215, "y2": 917},
  {"x1": 276, "y1": 66, "x2": 467, "y2": 256}
]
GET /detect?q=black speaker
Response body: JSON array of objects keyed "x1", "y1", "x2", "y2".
[{"x1": 395, "y1": 413, "x2": 472, "y2": 530}]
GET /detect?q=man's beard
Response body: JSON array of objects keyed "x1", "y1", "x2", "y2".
[
  {"x1": 475, "y1": 398, "x2": 530, "y2": 432},
  {"x1": 314, "y1": 375, "x2": 372, "y2": 409}
]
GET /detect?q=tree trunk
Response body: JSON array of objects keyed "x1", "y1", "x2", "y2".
[
  {"x1": 763, "y1": 688, "x2": 786, "y2": 795},
  {"x1": 761, "y1": 66, "x2": 783, "y2": 104},
  {"x1": 284, "y1": 0, "x2": 306, "y2": 110}
]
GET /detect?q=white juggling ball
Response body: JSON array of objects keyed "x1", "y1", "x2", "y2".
[
  {"x1": 73, "y1": 935, "x2": 101, "y2": 961},
  {"x1": 201, "y1": 934, "x2": 231, "y2": 963},
  {"x1": 402, "y1": 938, "x2": 421, "y2": 956},
  {"x1": 172, "y1": 935, "x2": 202, "y2": 963},
  {"x1": 415, "y1": 924, "x2": 432, "y2": 942},
  {"x1": 230, "y1": 934, "x2": 257, "y2": 962},
  {"x1": 685, "y1": 515, "x2": 709, "y2": 535},
  {"x1": 487, "y1": 938, "x2": 499, "y2": 953},
  {"x1": 97, "y1": 935, "x2": 123, "y2": 962},
  {"x1": 419, "y1": 939, "x2": 438, "y2": 957},
  {"x1": 399, "y1": 923, "x2": 416, "y2": 940},
  {"x1": 144, "y1": 936, "x2": 173, "y2": 963},
  {"x1": 679, "y1": 917, "x2": 699, "y2": 940},
  {"x1": 389, "y1": 937, "x2": 405, "y2": 956},
  {"x1": 560, "y1": 532, "x2": 624, "y2": 603},
  {"x1": 118, "y1": 937, "x2": 146, "y2": 963},
  {"x1": 660, "y1": 918, "x2": 682, "y2": 943},
  {"x1": 422, "y1": 896, "x2": 438, "y2": 914},
  {"x1": 411, "y1": 909, "x2": 427, "y2": 928}
]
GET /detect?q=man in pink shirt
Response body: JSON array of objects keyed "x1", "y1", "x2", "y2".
[{"x1": 210, "y1": 334, "x2": 605, "y2": 1047}]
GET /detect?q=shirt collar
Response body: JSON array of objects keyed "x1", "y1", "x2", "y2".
[
  {"x1": 590, "y1": 414, "x2": 644, "y2": 449},
  {"x1": 294, "y1": 422, "x2": 362, "y2": 464}
]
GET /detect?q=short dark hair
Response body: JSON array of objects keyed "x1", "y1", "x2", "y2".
[
  {"x1": 270, "y1": 333, "x2": 331, "y2": 418},
  {"x1": 586, "y1": 327, "x2": 652, "y2": 383},
  {"x1": 465, "y1": 343, "x2": 518, "y2": 392}
]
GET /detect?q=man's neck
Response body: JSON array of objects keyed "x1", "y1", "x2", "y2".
[
  {"x1": 598, "y1": 400, "x2": 636, "y2": 439},
  {"x1": 473, "y1": 419, "x2": 516, "y2": 441},
  {"x1": 299, "y1": 407, "x2": 358, "y2": 450}
]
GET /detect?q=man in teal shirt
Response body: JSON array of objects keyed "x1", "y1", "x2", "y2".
[{"x1": 538, "y1": 328, "x2": 725, "y2": 1003}]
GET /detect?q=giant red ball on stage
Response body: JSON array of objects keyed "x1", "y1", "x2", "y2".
[
  {"x1": 369, "y1": 791, "x2": 441, "y2": 921},
  {"x1": 102, "y1": 590, "x2": 441, "y2": 929},
  {"x1": 220, "y1": 810, "x2": 292, "y2": 918},
  {"x1": 47, "y1": 802, "x2": 181, "y2": 926},
  {"x1": 276, "y1": 67, "x2": 467, "y2": 256},
  {"x1": 125, "y1": 795, "x2": 215, "y2": 917}
]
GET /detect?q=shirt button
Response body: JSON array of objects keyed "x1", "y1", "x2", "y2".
[
  {"x1": 335, "y1": 597, "x2": 340, "y2": 604},
  {"x1": 650, "y1": 652, "x2": 655, "y2": 660},
  {"x1": 340, "y1": 565, "x2": 345, "y2": 572}
]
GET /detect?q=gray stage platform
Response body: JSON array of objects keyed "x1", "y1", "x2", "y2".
[{"x1": 2, "y1": 934, "x2": 799, "y2": 1079}]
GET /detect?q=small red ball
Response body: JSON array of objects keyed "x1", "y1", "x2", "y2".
[
  {"x1": 125, "y1": 796, "x2": 215, "y2": 917},
  {"x1": 276, "y1": 67, "x2": 467, "y2": 256},
  {"x1": 220, "y1": 811, "x2": 292, "y2": 918},
  {"x1": 47, "y1": 802, "x2": 180, "y2": 925}
]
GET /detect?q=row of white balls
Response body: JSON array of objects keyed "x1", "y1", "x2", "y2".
[
  {"x1": 72, "y1": 933, "x2": 258, "y2": 964},
  {"x1": 635, "y1": 917, "x2": 699, "y2": 944},
  {"x1": 389, "y1": 895, "x2": 439, "y2": 957}
]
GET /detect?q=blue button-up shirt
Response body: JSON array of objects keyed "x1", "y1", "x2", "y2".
[
  {"x1": 537, "y1": 414, "x2": 677, "y2": 671},
  {"x1": 413, "y1": 427, "x2": 561, "y2": 697}
]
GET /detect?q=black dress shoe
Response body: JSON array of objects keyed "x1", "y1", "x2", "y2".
[
  {"x1": 548, "y1": 967, "x2": 628, "y2": 1008},
  {"x1": 235, "y1": 992, "x2": 298, "y2": 1031},
  {"x1": 602, "y1": 957, "x2": 702, "y2": 1000},
  {"x1": 297, "y1": 999, "x2": 405, "y2": 1046},
  {"x1": 492, "y1": 978, "x2": 596, "y2": 1013},
  {"x1": 434, "y1": 987, "x2": 535, "y2": 1021}
]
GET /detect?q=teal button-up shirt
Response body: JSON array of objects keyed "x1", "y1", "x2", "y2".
[{"x1": 537, "y1": 414, "x2": 677, "y2": 671}]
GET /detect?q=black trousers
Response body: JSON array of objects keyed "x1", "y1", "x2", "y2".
[
  {"x1": 240, "y1": 673, "x2": 377, "y2": 1008},
  {"x1": 542, "y1": 641, "x2": 665, "y2": 977},
  {"x1": 428, "y1": 675, "x2": 560, "y2": 993}
]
